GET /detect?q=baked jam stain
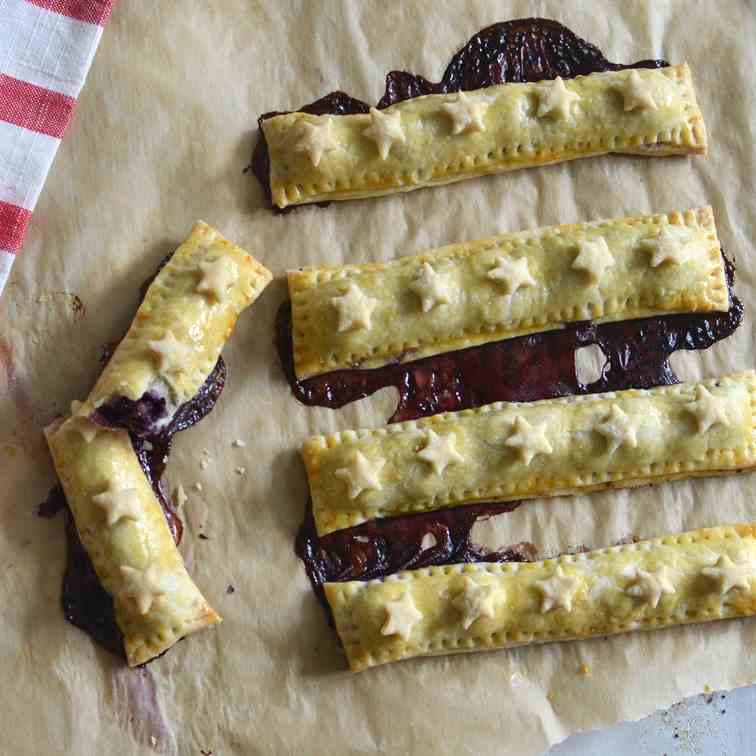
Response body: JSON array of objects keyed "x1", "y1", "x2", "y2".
[
  {"x1": 288, "y1": 257, "x2": 741, "y2": 604},
  {"x1": 279, "y1": 256, "x2": 740, "y2": 422},
  {"x1": 41, "y1": 269, "x2": 227, "y2": 663},
  {"x1": 258, "y1": 18, "x2": 739, "y2": 603},
  {"x1": 250, "y1": 17, "x2": 667, "y2": 208}
]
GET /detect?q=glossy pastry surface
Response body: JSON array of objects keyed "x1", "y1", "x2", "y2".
[
  {"x1": 264, "y1": 64, "x2": 705, "y2": 209},
  {"x1": 326, "y1": 524, "x2": 756, "y2": 671},
  {"x1": 45, "y1": 414, "x2": 221, "y2": 666},
  {"x1": 303, "y1": 372, "x2": 756, "y2": 535},
  {"x1": 289, "y1": 207, "x2": 726, "y2": 379}
]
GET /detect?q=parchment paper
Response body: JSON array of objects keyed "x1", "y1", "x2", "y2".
[{"x1": 1, "y1": 2, "x2": 755, "y2": 754}]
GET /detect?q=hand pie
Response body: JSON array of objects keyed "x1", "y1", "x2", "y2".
[
  {"x1": 45, "y1": 415, "x2": 221, "y2": 666},
  {"x1": 288, "y1": 207, "x2": 727, "y2": 379},
  {"x1": 302, "y1": 372, "x2": 756, "y2": 535},
  {"x1": 325, "y1": 523, "x2": 756, "y2": 672},
  {"x1": 80, "y1": 222, "x2": 272, "y2": 434},
  {"x1": 263, "y1": 64, "x2": 705, "y2": 209}
]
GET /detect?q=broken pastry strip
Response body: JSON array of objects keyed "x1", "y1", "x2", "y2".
[
  {"x1": 263, "y1": 63, "x2": 705, "y2": 210},
  {"x1": 325, "y1": 523, "x2": 756, "y2": 672},
  {"x1": 45, "y1": 415, "x2": 221, "y2": 666},
  {"x1": 80, "y1": 222, "x2": 272, "y2": 435},
  {"x1": 289, "y1": 206, "x2": 727, "y2": 379},
  {"x1": 302, "y1": 372, "x2": 756, "y2": 536}
]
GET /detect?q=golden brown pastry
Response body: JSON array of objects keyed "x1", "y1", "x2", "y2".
[
  {"x1": 289, "y1": 206, "x2": 727, "y2": 379},
  {"x1": 79, "y1": 222, "x2": 272, "y2": 434},
  {"x1": 263, "y1": 64, "x2": 706, "y2": 209},
  {"x1": 45, "y1": 415, "x2": 221, "y2": 666},
  {"x1": 325, "y1": 523, "x2": 756, "y2": 671},
  {"x1": 302, "y1": 372, "x2": 756, "y2": 535}
]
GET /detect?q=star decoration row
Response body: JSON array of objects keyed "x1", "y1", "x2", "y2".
[
  {"x1": 378, "y1": 554, "x2": 756, "y2": 642},
  {"x1": 291, "y1": 71, "x2": 665, "y2": 165},
  {"x1": 334, "y1": 390, "x2": 732, "y2": 499},
  {"x1": 330, "y1": 223, "x2": 705, "y2": 333}
]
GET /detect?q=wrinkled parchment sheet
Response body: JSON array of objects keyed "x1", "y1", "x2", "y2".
[{"x1": 1, "y1": 1, "x2": 755, "y2": 754}]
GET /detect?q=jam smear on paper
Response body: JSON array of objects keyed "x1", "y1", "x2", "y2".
[
  {"x1": 286, "y1": 249, "x2": 740, "y2": 602},
  {"x1": 259, "y1": 18, "x2": 739, "y2": 603},
  {"x1": 41, "y1": 270, "x2": 227, "y2": 663},
  {"x1": 250, "y1": 17, "x2": 667, "y2": 207},
  {"x1": 279, "y1": 256, "x2": 741, "y2": 423}
]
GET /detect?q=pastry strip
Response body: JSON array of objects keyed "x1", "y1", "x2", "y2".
[
  {"x1": 81, "y1": 222, "x2": 272, "y2": 433},
  {"x1": 263, "y1": 64, "x2": 706, "y2": 209},
  {"x1": 45, "y1": 415, "x2": 221, "y2": 666},
  {"x1": 325, "y1": 523, "x2": 756, "y2": 672},
  {"x1": 289, "y1": 206, "x2": 727, "y2": 379},
  {"x1": 302, "y1": 372, "x2": 756, "y2": 535}
]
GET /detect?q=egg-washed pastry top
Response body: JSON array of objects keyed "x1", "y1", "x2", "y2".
[
  {"x1": 302, "y1": 372, "x2": 756, "y2": 535},
  {"x1": 325, "y1": 523, "x2": 756, "y2": 672},
  {"x1": 288, "y1": 207, "x2": 727, "y2": 380},
  {"x1": 80, "y1": 222, "x2": 272, "y2": 435},
  {"x1": 45, "y1": 414, "x2": 221, "y2": 667},
  {"x1": 263, "y1": 64, "x2": 706, "y2": 209}
]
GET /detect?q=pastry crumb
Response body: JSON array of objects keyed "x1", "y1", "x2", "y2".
[
  {"x1": 173, "y1": 484, "x2": 188, "y2": 508},
  {"x1": 578, "y1": 663, "x2": 591, "y2": 676},
  {"x1": 235, "y1": 466, "x2": 246, "y2": 475},
  {"x1": 193, "y1": 482, "x2": 203, "y2": 492},
  {"x1": 200, "y1": 459, "x2": 209, "y2": 471},
  {"x1": 420, "y1": 532, "x2": 438, "y2": 550},
  {"x1": 201, "y1": 448, "x2": 212, "y2": 456},
  {"x1": 232, "y1": 439, "x2": 246, "y2": 448}
]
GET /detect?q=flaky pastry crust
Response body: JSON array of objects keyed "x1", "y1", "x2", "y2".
[
  {"x1": 326, "y1": 524, "x2": 756, "y2": 672},
  {"x1": 265, "y1": 64, "x2": 706, "y2": 209}
]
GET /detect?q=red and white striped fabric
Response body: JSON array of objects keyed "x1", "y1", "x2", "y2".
[{"x1": 0, "y1": 0, "x2": 114, "y2": 292}]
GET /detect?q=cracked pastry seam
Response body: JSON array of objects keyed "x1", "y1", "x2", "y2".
[
  {"x1": 302, "y1": 372, "x2": 756, "y2": 535},
  {"x1": 289, "y1": 206, "x2": 726, "y2": 379},
  {"x1": 264, "y1": 64, "x2": 706, "y2": 209},
  {"x1": 79, "y1": 221, "x2": 272, "y2": 430}
]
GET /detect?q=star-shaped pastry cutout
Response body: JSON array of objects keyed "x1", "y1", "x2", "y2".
[
  {"x1": 535, "y1": 566, "x2": 581, "y2": 612},
  {"x1": 572, "y1": 237, "x2": 615, "y2": 283},
  {"x1": 684, "y1": 385, "x2": 731, "y2": 433},
  {"x1": 196, "y1": 257, "x2": 238, "y2": 301},
  {"x1": 291, "y1": 118, "x2": 340, "y2": 167},
  {"x1": 335, "y1": 451, "x2": 385, "y2": 499},
  {"x1": 617, "y1": 70, "x2": 658, "y2": 112},
  {"x1": 625, "y1": 566, "x2": 676, "y2": 608},
  {"x1": 409, "y1": 262, "x2": 454, "y2": 312},
  {"x1": 381, "y1": 591, "x2": 423, "y2": 641},
  {"x1": 119, "y1": 563, "x2": 166, "y2": 615},
  {"x1": 504, "y1": 416, "x2": 553, "y2": 465},
  {"x1": 595, "y1": 405, "x2": 639, "y2": 455},
  {"x1": 417, "y1": 429, "x2": 464, "y2": 475},
  {"x1": 452, "y1": 576, "x2": 502, "y2": 630},
  {"x1": 441, "y1": 91, "x2": 489, "y2": 135},
  {"x1": 67, "y1": 399, "x2": 98, "y2": 443},
  {"x1": 486, "y1": 256, "x2": 536, "y2": 295},
  {"x1": 148, "y1": 331, "x2": 195, "y2": 374},
  {"x1": 640, "y1": 223, "x2": 701, "y2": 267},
  {"x1": 535, "y1": 76, "x2": 581, "y2": 120},
  {"x1": 702, "y1": 555, "x2": 756, "y2": 596},
  {"x1": 92, "y1": 483, "x2": 142, "y2": 526},
  {"x1": 331, "y1": 283, "x2": 378, "y2": 333},
  {"x1": 362, "y1": 107, "x2": 405, "y2": 160}
]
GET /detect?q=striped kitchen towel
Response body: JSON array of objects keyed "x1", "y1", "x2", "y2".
[{"x1": 0, "y1": 0, "x2": 114, "y2": 293}]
